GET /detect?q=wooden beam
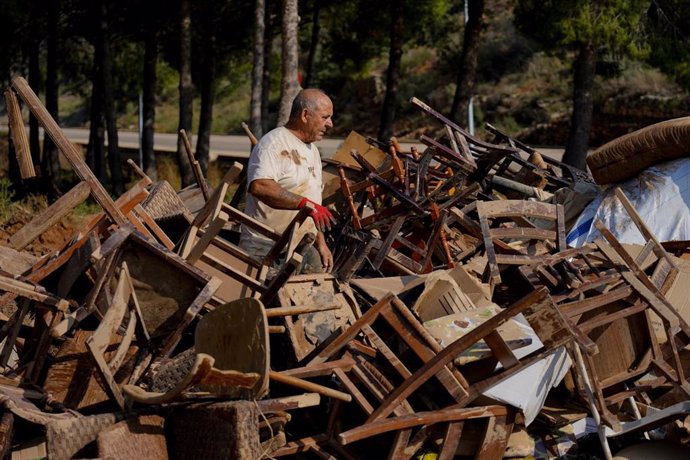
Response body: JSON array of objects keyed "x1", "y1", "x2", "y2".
[
  {"x1": 10, "y1": 181, "x2": 91, "y2": 251},
  {"x1": 4, "y1": 90, "x2": 35, "y2": 179},
  {"x1": 180, "y1": 129, "x2": 211, "y2": 201},
  {"x1": 0, "y1": 276, "x2": 70, "y2": 311},
  {"x1": 11, "y1": 76, "x2": 127, "y2": 225}
]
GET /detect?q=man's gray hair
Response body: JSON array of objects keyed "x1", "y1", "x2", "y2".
[{"x1": 289, "y1": 88, "x2": 328, "y2": 120}]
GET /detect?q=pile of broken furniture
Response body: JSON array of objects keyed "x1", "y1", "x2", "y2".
[{"x1": 2, "y1": 76, "x2": 690, "y2": 459}]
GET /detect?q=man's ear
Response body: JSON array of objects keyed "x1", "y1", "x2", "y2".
[{"x1": 300, "y1": 108, "x2": 310, "y2": 123}]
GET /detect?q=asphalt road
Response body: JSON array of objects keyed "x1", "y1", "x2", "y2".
[
  {"x1": 62, "y1": 128, "x2": 565, "y2": 162},
  {"x1": 3, "y1": 125, "x2": 564, "y2": 162}
]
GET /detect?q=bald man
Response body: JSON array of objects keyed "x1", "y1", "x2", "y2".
[{"x1": 239, "y1": 89, "x2": 335, "y2": 273}]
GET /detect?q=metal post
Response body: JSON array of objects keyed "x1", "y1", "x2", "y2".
[
  {"x1": 464, "y1": 0, "x2": 475, "y2": 135},
  {"x1": 138, "y1": 92, "x2": 143, "y2": 168}
]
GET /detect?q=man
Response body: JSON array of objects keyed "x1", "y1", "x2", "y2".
[{"x1": 239, "y1": 88, "x2": 335, "y2": 273}]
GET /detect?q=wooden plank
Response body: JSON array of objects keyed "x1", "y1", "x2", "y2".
[
  {"x1": 189, "y1": 162, "x2": 243, "y2": 229},
  {"x1": 12, "y1": 76, "x2": 127, "y2": 225},
  {"x1": 180, "y1": 129, "x2": 210, "y2": 201},
  {"x1": 133, "y1": 205, "x2": 175, "y2": 250},
  {"x1": 309, "y1": 293, "x2": 394, "y2": 365},
  {"x1": 476, "y1": 411, "x2": 513, "y2": 460},
  {"x1": 187, "y1": 212, "x2": 229, "y2": 264},
  {"x1": 10, "y1": 181, "x2": 91, "y2": 250},
  {"x1": 265, "y1": 303, "x2": 341, "y2": 318},
  {"x1": 484, "y1": 330, "x2": 519, "y2": 369},
  {"x1": 83, "y1": 182, "x2": 150, "y2": 237},
  {"x1": 263, "y1": 205, "x2": 313, "y2": 267},
  {"x1": 335, "y1": 367, "x2": 375, "y2": 415},
  {"x1": 614, "y1": 188, "x2": 676, "y2": 268},
  {"x1": 0, "y1": 276, "x2": 69, "y2": 311},
  {"x1": 255, "y1": 393, "x2": 321, "y2": 413},
  {"x1": 438, "y1": 422, "x2": 464, "y2": 460},
  {"x1": 280, "y1": 356, "x2": 356, "y2": 379},
  {"x1": 4, "y1": 89, "x2": 35, "y2": 178},
  {"x1": 387, "y1": 429, "x2": 413, "y2": 460},
  {"x1": 260, "y1": 253, "x2": 302, "y2": 305},
  {"x1": 595, "y1": 237, "x2": 681, "y2": 328},
  {"x1": 270, "y1": 371, "x2": 352, "y2": 402},
  {"x1": 367, "y1": 289, "x2": 554, "y2": 422},
  {"x1": 0, "y1": 299, "x2": 29, "y2": 367},
  {"x1": 338, "y1": 405, "x2": 508, "y2": 445},
  {"x1": 490, "y1": 227, "x2": 557, "y2": 240}
]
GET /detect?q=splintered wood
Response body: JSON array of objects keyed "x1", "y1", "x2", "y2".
[{"x1": 3, "y1": 81, "x2": 690, "y2": 459}]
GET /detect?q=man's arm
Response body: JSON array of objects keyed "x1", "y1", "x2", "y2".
[
  {"x1": 248, "y1": 179, "x2": 302, "y2": 210},
  {"x1": 315, "y1": 231, "x2": 333, "y2": 273},
  {"x1": 248, "y1": 179, "x2": 335, "y2": 232}
]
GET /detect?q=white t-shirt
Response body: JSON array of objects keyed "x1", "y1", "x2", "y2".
[{"x1": 240, "y1": 127, "x2": 323, "y2": 256}]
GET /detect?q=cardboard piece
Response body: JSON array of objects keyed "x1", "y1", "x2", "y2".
[{"x1": 331, "y1": 131, "x2": 388, "y2": 170}]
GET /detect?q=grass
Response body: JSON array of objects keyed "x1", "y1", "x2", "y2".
[{"x1": 0, "y1": 178, "x2": 15, "y2": 223}]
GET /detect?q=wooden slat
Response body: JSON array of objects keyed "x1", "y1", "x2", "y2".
[
  {"x1": 10, "y1": 181, "x2": 91, "y2": 250},
  {"x1": 12, "y1": 76, "x2": 127, "y2": 225},
  {"x1": 0, "y1": 276, "x2": 69, "y2": 311},
  {"x1": 4, "y1": 89, "x2": 35, "y2": 178},
  {"x1": 338, "y1": 405, "x2": 508, "y2": 445},
  {"x1": 270, "y1": 371, "x2": 352, "y2": 402},
  {"x1": 438, "y1": 422, "x2": 464, "y2": 460},
  {"x1": 367, "y1": 289, "x2": 554, "y2": 422},
  {"x1": 180, "y1": 129, "x2": 210, "y2": 201}
]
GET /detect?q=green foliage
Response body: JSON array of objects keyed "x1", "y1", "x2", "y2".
[
  {"x1": 71, "y1": 197, "x2": 101, "y2": 217},
  {"x1": 0, "y1": 178, "x2": 15, "y2": 223},
  {"x1": 515, "y1": 0, "x2": 649, "y2": 57},
  {"x1": 644, "y1": 0, "x2": 690, "y2": 90}
]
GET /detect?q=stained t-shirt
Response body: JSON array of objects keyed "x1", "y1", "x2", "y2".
[{"x1": 239, "y1": 127, "x2": 323, "y2": 256}]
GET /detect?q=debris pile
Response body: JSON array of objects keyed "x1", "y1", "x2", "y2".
[{"x1": 2, "y1": 76, "x2": 690, "y2": 459}]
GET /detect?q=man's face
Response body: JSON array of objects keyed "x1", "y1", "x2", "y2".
[{"x1": 302, "y1": 97, "x2": 333, "y2": 143}]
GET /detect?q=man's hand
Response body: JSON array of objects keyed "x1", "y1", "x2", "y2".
[
  {"x1": 315, "y1": 232, "x2": 333, "y2": 273},
  {"x1": 299, "y1": 198, "x2": 336, "y2": 232}
]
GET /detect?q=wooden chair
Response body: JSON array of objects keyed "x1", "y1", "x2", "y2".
[
  {"x1": 521, "y1": 242, "x2": 690, "y2": 430},
  {"x1": 0, "y1": 275, "x2": 71, "y2": 382},
  {"x1": 477, "y1": 200, "x2": 566, "y2": 290},
  {"x1": 486, "y1": 122, "x2": 593, "y2": 190},
  {"x1": 92, "y1": 227, "x2": 221, "y2": 358},
  {"x1": 299, "y1": 289, "x2": 572, "y2": 456},
  {"x1": 86, "y1": 262, "x2": 152, "y2": 409}
]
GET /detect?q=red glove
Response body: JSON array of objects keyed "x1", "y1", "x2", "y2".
[{"x1": 299, "y1": 198, "x2": 335, "y2": 232}]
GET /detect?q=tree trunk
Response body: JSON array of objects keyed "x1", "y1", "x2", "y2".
[
  {"x1": 141, "y1": 25, "x2": 158, "y2": 180},
  {"x1": 563, "y1": 41, "x2": 596, "y2": 171},
  {"x1": 250, "y1": 0, "x2": 265, "y2": 138},
  {"x1": 449, "y1": 0, "x2": 484, "y2": 124},
  {"x1": 378, "y1": 0, "x2": 403, "y2": 142},
  {"x1": 276, "y1": 0, "x2": 301, "y2": 127},
  {"x1": 177, "y1": 0, "x2": 195, "y2": 187},
  {"x1": 142, "y1": 25, "x2": 158, "y2": 180},
  {"x1": 87, "y1": 18, "x2": 106, "y2": 184},
  {"x1": 196, "y1": 28, "x2": 215, "y2": 175},
  {"x1": 28, "y1": 40, "x2": 41, "y2": 167},
  {"x1": 303, "y1": 0, "x2": 321, "y2": 88},
  {"x1": 100, "y1": 1, "x2": 123, "y2": 195},
  {"x1": 261, "y1": 1, "x2": 273, "y2": 134},
  {"x1": 42, "y1": 0, "x2": 61, "y2": 194}
]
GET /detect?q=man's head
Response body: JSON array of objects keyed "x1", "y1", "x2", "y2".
[{"x1": 286, "y1": 88, "x2": 333, "y2": 144}]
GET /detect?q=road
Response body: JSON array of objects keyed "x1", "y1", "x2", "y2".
[
  {"x1": 59, "y1": 128, "x2": 415, "y2": 161},
  {"x1": 3, "y1": 126, "x2": 564, "y2": 162}
]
